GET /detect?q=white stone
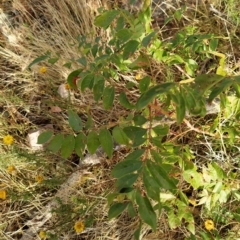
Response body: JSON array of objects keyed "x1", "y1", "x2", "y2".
[
  {"x1": 27, "y1": 130, "x2": 44, "y2": 151},
  {"x1": 58, "y1": 84, "x2": 70, "y2": 99}
]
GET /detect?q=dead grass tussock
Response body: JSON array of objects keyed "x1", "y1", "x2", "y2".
[{"x1": 0, "y1": 0, "x2": 114, "y2": 239}]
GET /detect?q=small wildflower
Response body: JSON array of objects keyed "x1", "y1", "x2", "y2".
[
  {"x1": 39, "y1": 231, "x2": 47, "y2": 239},
  {"x1": 74, "y1": 221, "x2": 84, "y2": 233},
  {"x1": 36, "y1": 175, "x2": 44, "y2": 184},
  {"x1": 0, "y1": 189, "x2": 7, "y2": 200},
  {"x1": 3, "y1": 135, "x2": 14, "y2": 145},
  {"x1": 7, "y1": 165, "x2": 16, "y2": 174},
  {"x1": 39, "y1": 66, "x2": 47, "y2": 74},
  {"x1": 65, "y1": 83, "x2": 71, "y2": 90},
  {"x1": 135, "y1": 73, "x2": 142, "y2": 80},
  {"x1": 204, "y1": 219, "x2": 214, "y2": 231}
]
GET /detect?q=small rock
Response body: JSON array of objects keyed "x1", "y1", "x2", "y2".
[
  {"x1": 58, "y1": 84, "x2": 70, "y2": 99},
  {"x1": 27, "y1": 130, "x2": 44, "y2": 151}
]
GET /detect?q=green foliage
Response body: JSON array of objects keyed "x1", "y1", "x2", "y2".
[
  {"x1": 108, "y1": 202, "x2": 128, "y2": 219},
  {"x1": 28, "y1": 51, "x2": 51, "y2": 69},
  {"x1": 38, "y1": 131, "x2": 53, "y2": 144},
  {"x1": 30, "y1": 5, "x2": 240, "y2": 239},
  {"x1": 68, "y1": 110, "x2": 82, "y2": 132},
  {"x1": 99, "y1": 128, "x2": 113, "y2": 158},
  {"x1": 94, "y1": 10, "x2": 120, "y2": 29}
]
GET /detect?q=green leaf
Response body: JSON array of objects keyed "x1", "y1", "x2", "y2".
[
  {"x1": 166, "y1": 54, "x2": 184, "y2": 64},
  {"x1": 99, "y1": 128, "x2": 113, "y2": 158},
  {"x1": 199, "y1": 231, "x2": 212, "y2": 240},
  {"x1": 125, "y1": 149, "x2": 145, "y2": 161},
  {"x1": 87, "y1": 131, "x2": 100, "y2": 154},
  {"x1": 103, "y1": 86, "x2": 115, "y2": 110},
  {"x1": 152, "y1": 125, "x2": 169, "y2": 135},
  {"x1": 116, "y1": 173, "x2": 139, "y2": 188},
  {"x1": 134, "y1": 224, "x2": 142, "y2": 240},
  {"x1": 233, "y1": 213, "x2": 240, "y2": 222},
  {"x1": 136, "y1": 82, "x2": 175, "y2": 110},
  {"x1": 185, "y1": 59, "x2": 198, "y2": 76},
  {"x1": 208, "y1": 78, "x2": 233, "y2": 103},
  {"x1": 183, "y1": 169, "x2": 204, "y2": 189},
  {"x1": 153, "y1": 48, "x2": 164, "y2": 61},
  {"x1": 68, "y1": 110, "x2": 82, "y2": 132},
  {"x1": 91, "y1": 44, "x2": 98, "y2": 57},
  {"x1": 47, "y1": 134, "x2": 64, "y2": 153},
  {"x1": 80, "y1": 73, "x2": 95, "y2": 91},
  {"x1": 142, "y1": 31, "x2": 156, "y2": 47},
  {"x1": 133, "y1": 115, "x2": 148, "y2": 126},
  {"x1": 116, "y1": 29, "x2": 132, "y2": 43},
  {"x1": 194, "y1": 74, "x2": 224, "y2": 94},
  {"x1": 63, "y1": 62, "x2": 72, "y2": 69},
  {"x1": 112, "y1": 159, "x2": 142, "y2": 178},
  {"x1": 139, "y1": 76, "x2": 151, "y2": 93},
  {"x1": 150, "y1": 149, "x2": 162, "y2": 164},
  {"x1": 119, "y1": 92, "x2": 134, "y2": 109},
  {"x1": 126, "y1": 82, "x2": 136, "y2": 89},
  {"x1": 93, "y1": 79, "x2": 105, "y2": 102},
  {"x1": 38, "y1": 131, "x2": 53, "y2": 144},
  {"x1": 48, "y1": 57, "x2": 59, "y2": 65},
  {"x1": 147, "y1": 161, "x2": 177, "y2": 192},
  {"x1": 212, "y1": 181, "x2": 223, "y2": 193},
  {"x1": 143, "y1": 167, "x2": 160, "y2": 201},
  {"x1": 61, "y1": 135, "x2": 75, "y2": 159},
  {"x1": 211, "y1": 162, "x2": 225, "y2": 179},
  {"x1": 127, "y1": 202, "x2": 136, "y2": 217},
  {"x1": 107, "y1": 192, "x2": 118, "y2": 205},
  {"x1": 175, "y1": 91, "x2": 186, "y2": 124},
  {"x1": 108, "y1": 202, "x2": 128, "y2": 219},
  {"x1": 94, "y1": 74, "x2": 105, "y2": 84},
  {"x1": 116, "y1": 15, "x2": 125, "y2": 31},
  {"x1": 123, "y1": 40, "x2": 139, "y2": 60},
  {"x1": 28, "y1": 52, "x2": 50, "y2": 69},
  {"x1": 85, "y1": 115, "x2": 93, "y2": 130},
  {"x1": 174, "y1": 8, "x2": 183, "y2": 21},
  {"x1": 94, "y1": 10, "x2": 120, "y2": 29},
  {"x1": 76, "y1": 57, "x2": 87, "y2": 67},
  {"x1": 132, "y1": 23, "x2": 145, "y2": 39},
  {"x1": 151, "y1": 137, "x2": 162, "y2": 148},
  {"x1": 123, "y1": 126, "x2": 147, "y2": 147},
  {"x1": 168, "y1": 209, "x2": 181, "y2": 229},
  {"x1": 232, "y1": 82, "x2": 240, "y2": 98},
  {"x1": 209, "y1": 38, "x2": 218, "y2": 51},
  {"x1": 129, "y1": 55, "x2": 150, "y2": 69},
  {"x1": 136, "y1": 191, "x2": 157, "y2": 231},
  {"x1": 75, "y1": 133, "x2": 86, "y2": 158},
  {"x1": 179, "y1": 191, "x2": 189, "y2": 205},
  {"x1": 67, "y1": 69, "x2": 82, "y2": 89},
  {"x1": 112, "y1": 126, "x2": 130, "y2": 145},
  {"x1": 183, "y1": 87, "x2": 198, "y2": 113}
]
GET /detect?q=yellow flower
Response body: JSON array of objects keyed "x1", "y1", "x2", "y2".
[
  {"x1": 0, "y1": 189, "x2": 7, "y2": 200},
  {"x1": 204, "y1": 219, "x2": 214, "y2": 231},
  {"x1": 65, "y1": 83, "x2": 71, "y2": 90},
  {"x1": 39, "y1": 66, "x2": 47, "y2": 74},
  {"x1": 135, "y1": 73, "x2": 142, "y2": 80},
  {"x1": 7, "y1": 165, "x2": 16, "y2": 174},
  {"x1": 3, "y1": 135, "x2": 14, "y2": 145},
  {"x1": 39, "y1": 231, "x2": 47, "y2": 239},
  {"x1": 74, "y1": 221, "x2": 84, "y2": 233},
  {"x1": 36, "y1": 175, "x2": 44, "y2": 184}
]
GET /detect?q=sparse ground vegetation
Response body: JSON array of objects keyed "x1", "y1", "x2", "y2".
[{"x1": 0, "y1": 0, "x2": 240, "y2": 239}]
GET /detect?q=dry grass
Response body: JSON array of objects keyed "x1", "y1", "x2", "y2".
[{"x1": 0, "y1": 0, "x2": 240, "y2": 239}]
